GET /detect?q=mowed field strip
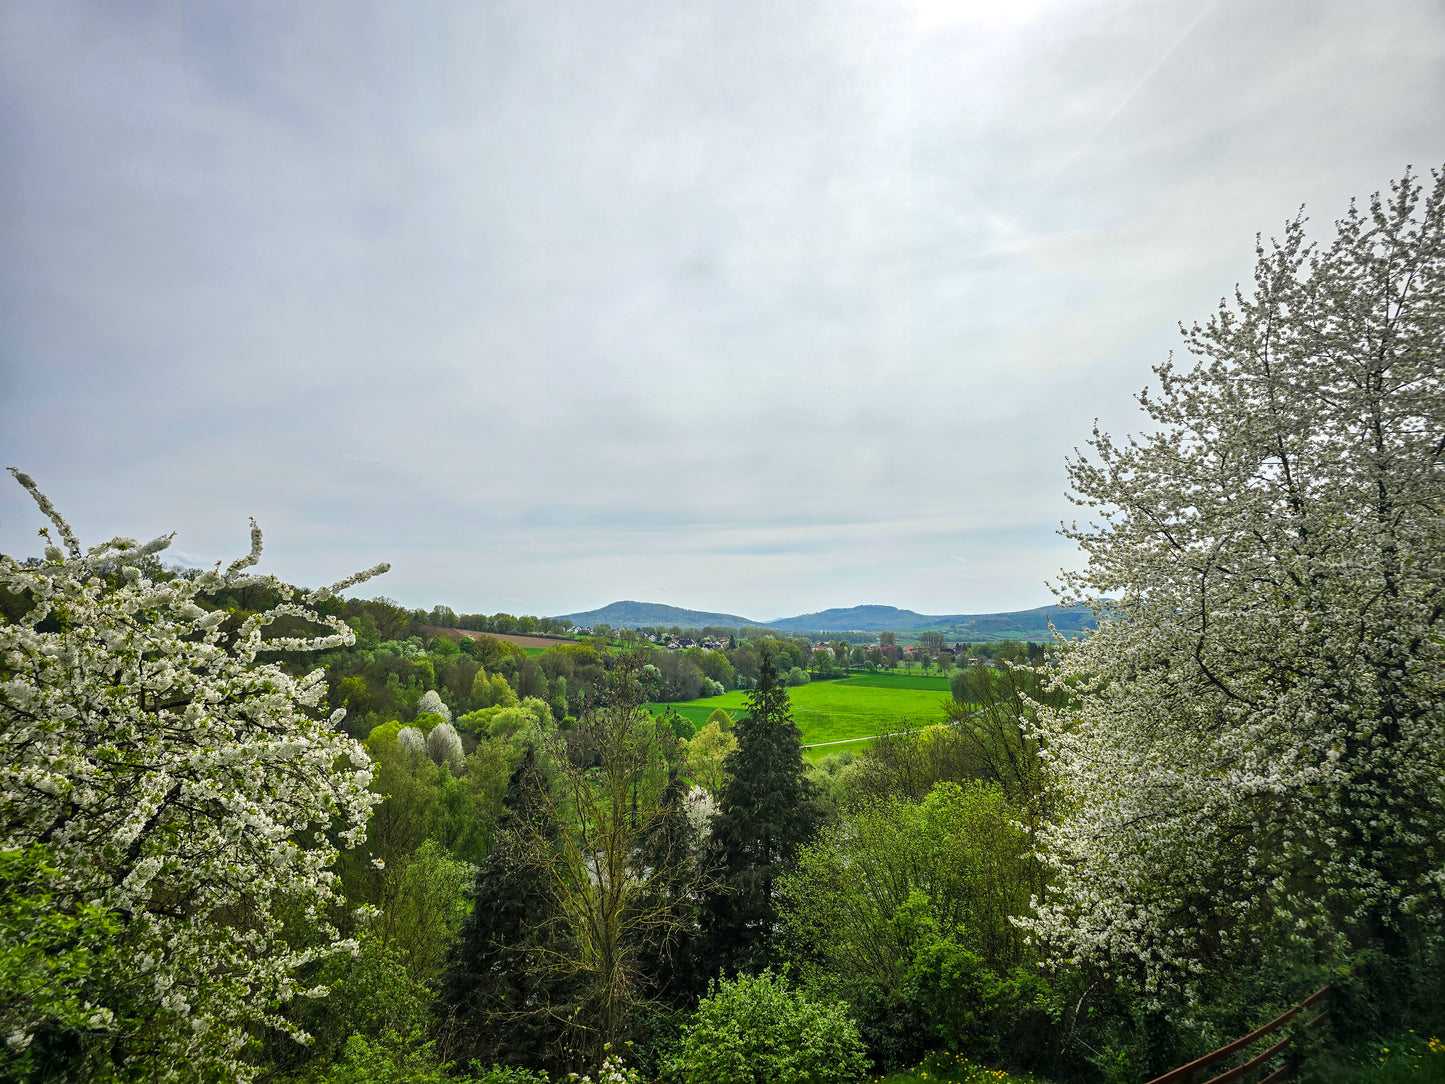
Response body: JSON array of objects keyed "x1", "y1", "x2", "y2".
[{"x1": 651, "y1": 672, "x2": 956, "y2": 754}]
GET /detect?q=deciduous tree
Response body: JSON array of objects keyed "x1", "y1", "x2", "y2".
[
  {"x1": 1025, "y1": 169, "x2": 1445, "y2": 1001},
  {"x1": 0, "y1": 471, "x2": 386, "y2": 1081}
]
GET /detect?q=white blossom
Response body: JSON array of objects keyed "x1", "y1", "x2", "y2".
[
  {"x1": 0, "y1": 472, "x2": 388, "y2": 1080},
  {"x1": 416, "y1": 688, "x2": 451, "y2": 721},
  {"x1": 683, "y1": 784, "x2": 718, "y2": 842},
  {"x1": 425, "y1": 720, "x2": 464, "y2": 771},
  {"x1": 1020, "y1": 171, "x2": 1445, "y2": 1001},
  {"x1": 396, "y1": 725, "x2": 426, "y2": 757}
]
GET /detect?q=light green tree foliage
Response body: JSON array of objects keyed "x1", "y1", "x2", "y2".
[
  {"x1": 944, "y1": 661, "x2": 1061, "y2": 826},
  {"x1": 918, "y1": 630, "x2": 946, "y2": 655},
  {"x1": 457, "y1": 697, "x2": 549, "y2": 742},
  {"x1": 305, "y1": 1030, "x2": 446, "y2": 1084},
  {"x1": 782, "y1": 782, "x2": 1033, "y2": 995},
  {"x1": 348, "y1": 736, "x2": 508, "y2": 896},
  {"x1": 365, "y1": 720, "x2": 406, "y2": 753},
  {"x1": 447, "y1": 740, "x2": 512, "y2": 861},
  {"x1": 518, "y1": 697, "x2": 552, "y2": 731},
  {"x1": 1026, "y1": 169, "x2": 1445, "y2": 1000},
  {"x1": 429, "y1": 633, "x2": 460, "y2": 657},
  {"x1": 373, "y1": 840, "x2": 476, "y2": 984},
  {"x1": 360, "y1": 743, "x2": 451, "y2": 875},
  {"x1": 667, "y1": 970, "x2": 866, "y2": 1084},
  {"x1": 782, "y1": 782, "x2": 1040, "y2": 1063},
  {"x1": 471, "y1": 669, "x2": 518, "y2": 709},
  {"x1": 684, "y1": 720, "x2": 738, "y2": 795},
  {"x1": 802, "y1": 751, "x2": 858, "y2": 817},
  {"x1": 844, "y1": 723, "x2": 1001, "y2": 807},
  {"x1": 283, "y1": 939, "x2": 437, "y2": 1079},
  {"x1": 688, "y1": 646, "x2": 736, "y2": 689},
  {"x1": 0, "y1": 845, "x2": 122, "y2": 1080},
  {"x1": 457, "y1": 705, "x2": 522, "y2": 738}
]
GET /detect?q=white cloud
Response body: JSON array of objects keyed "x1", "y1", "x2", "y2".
[{"x1": 2, "y1": 0, "x2": 1442, "y2": 616}]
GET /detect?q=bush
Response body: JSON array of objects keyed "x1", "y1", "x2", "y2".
[
  {"x1": 663, "y1": 709, "x2": 696, "y2": 741},
  {"x1": 668, "y1": 971, "x2": 867, "y2": 1084},
  {"x1": 468, "y1": 1065, "x2": 552, "y2": 1084},
  {"x1": 306, "y1": 1031, "x2": 446, "y2": 1084}
]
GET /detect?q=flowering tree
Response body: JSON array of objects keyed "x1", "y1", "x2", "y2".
[
  {"x1": 0, "y1": 470, "x2": 387, "y2": 1080},
  {"x1": 1024, "y1": 170, "x2": 1445, "y2": 1000},
  {"x1": 425, "y1": 721, "x2": 465, "y2": 771},
  {"x1": 416, "y1": 688, "x2": 451, "y2": 722}
]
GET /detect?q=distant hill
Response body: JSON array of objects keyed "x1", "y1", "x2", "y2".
[
  {"x1": 767, "y1": 603, "x2": 1095, "y2": 635},
  {"x1": 555, "y1": 600, "x2": 765, "y2": 629},
  {"x1": 766, "y1": 604, "x2": 933, "y2": 632},
  {"x1": 553, "y1": 600, "x2": 1097, "y2": 638},
  {"x1": 944, "y1": 604, "x2": 1096, "y2": 637}
]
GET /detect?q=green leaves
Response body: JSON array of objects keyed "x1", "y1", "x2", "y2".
[
  {"x1": 0, "y1": 844, "x2": 124, "y2": 1080},
  {"x1": 668, "y1": 970, "x2": 867, "y2": 1084}
]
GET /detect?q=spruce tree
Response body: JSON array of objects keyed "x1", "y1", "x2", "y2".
[
  {"x1": 438, "y1": 748, "x2": 579, "y2": 1074},
  {"x1": 698, "y1": 645, "x2": 820, "y2": 979}
]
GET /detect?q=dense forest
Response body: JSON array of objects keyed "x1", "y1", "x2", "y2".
[{"x1": 3, "y1": 170, "x2": 1444, "y2": 1084}]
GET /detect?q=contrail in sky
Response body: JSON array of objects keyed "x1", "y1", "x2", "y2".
[{"x1": 1032, "y1": 0, "x2": 1219, "y2": 206}]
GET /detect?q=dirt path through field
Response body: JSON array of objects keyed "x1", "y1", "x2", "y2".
[{"x1": 418, "y1": 625, "x2": 580, "y2": 651}]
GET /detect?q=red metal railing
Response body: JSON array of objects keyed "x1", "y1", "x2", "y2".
[{"x1": 1145, "y1": 987, "x2": 1330, "y2": 1084}]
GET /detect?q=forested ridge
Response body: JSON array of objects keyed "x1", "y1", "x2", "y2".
[
  {"x1": 553, "y1": 600, "x2": 1097, "y2": 638},
  {"x1": 3, "y1": 169, "x2": 1444, "y2": 1084}
]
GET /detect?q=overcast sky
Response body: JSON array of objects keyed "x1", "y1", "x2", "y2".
[{"x1": 2, "y1": 0, "x2": 1442, "y2": 620}]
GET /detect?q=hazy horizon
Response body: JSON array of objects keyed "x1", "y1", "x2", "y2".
[{"x1": 4, "y1": 1, "x2": 1443, "y2": 617}]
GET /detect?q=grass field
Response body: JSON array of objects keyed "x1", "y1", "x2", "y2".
[
  {"x1": 836, "y1": 672, "x2": 952, "y2": 691},
  {"x1": 1298, "y1": 1029, "x2": 1445, "y2": 1083},
  {"x1": 651, "y1": 671, "x2": 955, "y2": 754}
]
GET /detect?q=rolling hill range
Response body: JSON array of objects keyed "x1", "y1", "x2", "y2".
[
  {"x1": 767, "y1": 603, "x2": 1095, "y2": 635},
  {"x1": 556, "y1": 600, "x2": 1097, "y2": 638}
]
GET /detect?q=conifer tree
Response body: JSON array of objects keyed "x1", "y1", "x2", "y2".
[
  {"x1": 699, "y1": 645, "x2": 820, "y2": 978},
  {"x1": 438, "y1": 748, "x2": 579, "y2": 1074}
]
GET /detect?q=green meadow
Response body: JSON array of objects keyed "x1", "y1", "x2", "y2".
[{"x1": 651, "y1": 671, "x2": 955, "y2": 754}]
